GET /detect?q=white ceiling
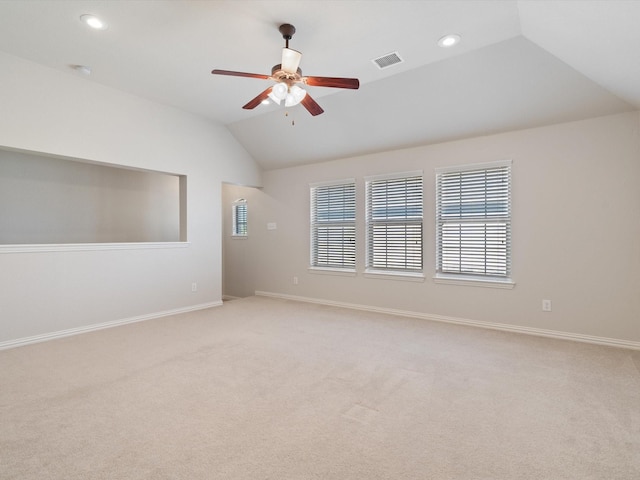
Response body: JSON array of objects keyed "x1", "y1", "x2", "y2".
[{"x1": 0, "y1": 0, "x2": 638, "y2": 170}]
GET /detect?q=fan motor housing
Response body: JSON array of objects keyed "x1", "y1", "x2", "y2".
[{"x1": 271, "y1": 64, "x2": 302, "y2": 84}]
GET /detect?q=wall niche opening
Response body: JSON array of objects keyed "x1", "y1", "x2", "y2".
[{"x1": 0, "y1": 147, "x2": 186, "y2": 246}]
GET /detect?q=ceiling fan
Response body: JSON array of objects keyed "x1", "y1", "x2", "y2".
[{"x1": 211, "y1": 24, "x2": 359, "y2": 116}]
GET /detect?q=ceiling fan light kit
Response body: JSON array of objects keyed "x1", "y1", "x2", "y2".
[
  {"x1": 266, "y1": 81, "x2": 307, "y2": 107},
  {"x1": 212, "y1": 23, "x2": 359, "y2": 116},
  {"x1": 268, "y1": 82, "x2": 288, "y2": 102}
]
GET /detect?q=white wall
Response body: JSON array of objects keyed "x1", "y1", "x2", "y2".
[
  {"x1": 0, "y1": 52, "x2": 261, "y2": 346},
  {"x1": 224, "y1": 111, "x2": 640, "y2": 344}
]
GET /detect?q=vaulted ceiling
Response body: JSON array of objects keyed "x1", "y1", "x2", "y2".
[{"x1": 0, "y1": 1, "x2": 638, "y2": 170}]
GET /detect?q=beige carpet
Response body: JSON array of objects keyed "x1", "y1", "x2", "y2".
[{"x1": 1, "y1": 296, "x2": 639, "y2": 479}]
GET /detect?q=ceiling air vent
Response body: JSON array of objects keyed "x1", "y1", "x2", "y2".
[{"x1": 372, "y1": 51, "x2": 403, "y2": 69}]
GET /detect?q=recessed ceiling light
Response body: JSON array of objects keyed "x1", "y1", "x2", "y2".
[
  {"x1": 437, "y1": 34, "x2": 461, "y2": 48},
  {"x1": 80, "y1": 14, "x2": 108, "y2": 30}
]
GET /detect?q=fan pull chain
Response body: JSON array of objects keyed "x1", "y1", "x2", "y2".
[{"x1": 285, "y1": 110, "x2": 295, "y2": 126}]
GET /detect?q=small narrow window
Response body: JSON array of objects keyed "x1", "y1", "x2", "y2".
[
  {"x1": 310, "y1": 180, "x2": 356, "y2": 270},
  {"x1": 435, "y1": 160, "x2": 512, "y2": 281},
  {"x1": 232, "y1": 199, "x2": 248, "y2": 237}
]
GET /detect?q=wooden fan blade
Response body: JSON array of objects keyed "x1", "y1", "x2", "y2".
[
  {"x1": 212, "y1": 69, "x2": 270, "y2": 80},
  {"x1": 301, "y1": 93, "x2": 324, "y2": 116},
  {"x1": 242, "y1": 87, "x2": 273, "y2": 110},
  {"x1": 304, "y1": 76, "x2": 360, "y2": 89}
]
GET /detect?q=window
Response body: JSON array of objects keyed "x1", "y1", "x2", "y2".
[
  {"x1": 435, "y1": 160, "x2": 512, "y2": 283},
  {"x1": 365, "y1": 172, "x2": 423, "y2": 275},
  {"x1": 232, "y1": 199, "x2": 247, "y2": 237},
  {"x1": 310, "y1": 180, "x2": 356, "y2": 270}
]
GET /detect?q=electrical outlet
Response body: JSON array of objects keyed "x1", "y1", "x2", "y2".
[
  {"x1": 542, "y1": 299, "x2": 552, "y2": 312},
  {"x1": 191, "y1": 282, "x2": 198, "y2": 293},
  {"x1": 293, "y1": 276, "x2": 299, "y2": 285}
]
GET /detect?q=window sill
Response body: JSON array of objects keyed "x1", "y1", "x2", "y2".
[
  {"x1": 308, "y1": 267, "x2": 357, "y2": 277},
  {"x1": 364, "y1": 269, "x2": 425, "y2": 282},
  {"x1": 0, "y1": 242, "x2": 190, "y2": 254},
  {"x1": 433, "y1": 273, "x2": 515, "y2": 289},
  {"x1": 231, "y1": 235, "x2": 248, "y2": 240}
]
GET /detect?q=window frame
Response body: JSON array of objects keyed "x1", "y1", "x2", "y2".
[
  {"x1": 309, "y1": 179, "x2": 356, "y2": 273},
  {"x1": 364, "y1": 171, "x2": 424, "y2": 280},
  {"x1": 434, "y1": 160, "x2": 514, "y2": 289}
]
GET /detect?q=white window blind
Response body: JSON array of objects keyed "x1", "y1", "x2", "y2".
[
  {"x1": 366, "y1": 173, "x2": 423, "y2": 272},
  {"x1": 436, "y1": 161, "x2": 511, "y2": 278},
  {"x1": 310, "y1": 181, "x2": 356, "y2": 269},
  {"x1": 232, "y1": 200, "x2": 247, "y2": 236}
]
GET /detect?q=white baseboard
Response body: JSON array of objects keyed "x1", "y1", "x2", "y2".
[
  {"x1": 0, "y1": 301, "x2": 222, "y2": 351},
  {"x1": 255, "y1": 291, "x2": 640, "y2": 351},
  {"x1": 222, "y1": 295, "x2": 242, "y2": 301}
]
